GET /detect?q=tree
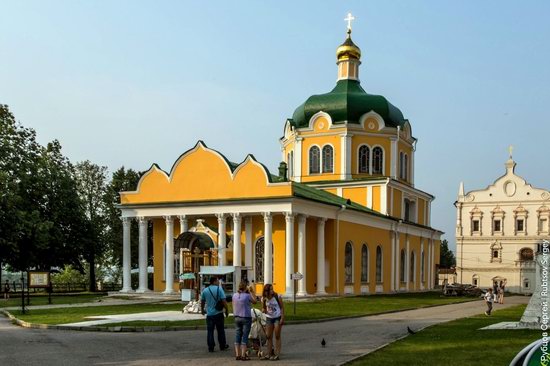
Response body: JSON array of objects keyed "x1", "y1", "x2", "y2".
[
  {"x1": 440, "y1": 239, "x2": 456, "y2": 268},
  {"x1": 74, "y1": 161, "x2": 109, "y2": 292}
]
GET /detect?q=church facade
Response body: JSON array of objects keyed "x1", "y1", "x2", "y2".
[
  {"x1": 455, "y1": 154, "x2": 550, "y2": 294},
  {"x1": 118, "y1": 23, "x2": 442, "y2": 297}
]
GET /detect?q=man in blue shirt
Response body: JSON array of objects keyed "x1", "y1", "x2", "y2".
[{"x1": 201, "y1": 276, "x2": 229, "y2": 352}]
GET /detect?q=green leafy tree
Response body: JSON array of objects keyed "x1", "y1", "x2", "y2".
[
  {"x1": 74, "y1": 161, "x2": 109, "y2": 292},
  {"x1": 440, "y1": 239, "x2": 456, "y2": 268}
]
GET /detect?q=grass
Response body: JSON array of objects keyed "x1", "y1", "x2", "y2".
[
  {"x1": 11, "y1": 292, "x2": 477, "y2": 327},
  {"x1": 1, "y1": 293, "x2": 105, "y2": 308},
  {"x1": 349, "y1": 304, "x2": 539, "y2": 366}
]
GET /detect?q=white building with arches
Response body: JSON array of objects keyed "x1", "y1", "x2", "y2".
[{"x1": 455, "y1": 154, "x2": 550, "y2": 294}]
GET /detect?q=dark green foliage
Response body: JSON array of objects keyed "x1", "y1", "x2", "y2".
[{"x1": 440, "y1": 239, "x2": 456, "y2": 268}]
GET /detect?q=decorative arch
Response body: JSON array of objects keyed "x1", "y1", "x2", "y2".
[
  {"x1": 253, "y1": 236, "x2": 274, "y2": 284},
  {"x1": 519, "y1": 247, "x2": 534, "y2": 261},
  {"x1": 490, "y1": 241, "x2": 502, "y2": 263},
  {"x1": 322, "y1": 144, "x2": 334, "y2": 173},
  {"x1": 358, "y1": 111, "x2": 386, "y2": 131},
  {"x1": 472, "y1": 274, "x2": 480, "y2": 286},
  {"x1": 307, "y1": 111, "x2": 333, "y2": 130}
]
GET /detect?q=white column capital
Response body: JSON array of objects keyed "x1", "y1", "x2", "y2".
[
  {"x1": 317, "y1": 217, "x2": 327, "y2": 225},
  {"x1": 177, "y1": 214, "x2": 187, "y2": 222},
  {"x1": 216, "y1": 213, "x2": 226, "y2": 223},
  {"x1": 298, "y1": 214, "x2": 307, "y2": 224},
  {"x1": 121, "y1": 217, "x2": 131, "y2": 225},
  {"x1": 263, "y1": 212, "x2": 272, "y2": 223},
  {"x1": 284, "y1": 212, "x2": 295, "y2": 222},
  {"x1": 245, "y1": 216, "x2": 253, "y2": 225},
  {"x1": 163, "y1": 215, "x2": 173, "y2": 224},
  {"x1": 138, "y1": 216, "x2": 148, "y2": 224},
  {"x1": 232, "y1": 213, "x2": 242, "y2": 222}
]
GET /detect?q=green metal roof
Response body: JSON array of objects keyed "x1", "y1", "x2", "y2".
[{"x1": 291, "y1": 79, "x2": 406, "y2": 128}]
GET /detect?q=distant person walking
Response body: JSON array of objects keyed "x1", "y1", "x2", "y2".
[
  {"x1": 261, "y1": 283, "x2": 285, "y2": 361},
  {"x1": 485, "y1": 288, "x2": 494, "y2": 316},
  {"x1": 3, "y1": 280, "x2": 10, "y2": 300},
  {"x1": 232, "y1": 281, "x2": 257, "y2": 361},
  {"x1": 200, "y1": 276, "x2": 229, "y2": 353},
  {"x1": 493, "y1": 281, "x2": 499, "y2": 302},
  {"x1": 498, "y1": 280, "x2": 507, "y2": 304}
]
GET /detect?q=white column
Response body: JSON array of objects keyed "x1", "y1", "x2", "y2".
[
  {"x1": 120, "y1": 217, "x2": 133, "y2": 293},
  {"x1": 381, "y1": 185, "x2": 388, "y2": 215},
  {"x1": 284, "y1": 212, "x2": 295, "y2": 297},
  {"x1": 178, "y1": 215, "x2": 188, "y2": 234},
  {"x1": 410, "y1": 145, "x2": 415, "y2": 186},
  {"x1": 297, "y1": 215, "x2": 308, "y2": 296},
  {"x1": 245, "y1": 217, "x2": 253, "y2": 268},
  {"x1": 263, "y1": 213, "x2": 273, "y2": 284},
  {"x1": 295, "y1": 138, "x2": 303, "y2": 183},
  {"x1": 390, "y1": 230, "x2": 395, "y2": 292},
  {"x1": 163, "y1": 216, "x2": 175, "y2": 294},
  {"x1": 395, "y1": 231, "x2": 401, "y2": 291},
  {"x1": 232, "y1": 214, "x2": 242, "y2": 266},
  {"x1": 340, "y1": 133, "x2": 353, "y2": 180},
  {"x1": 316, "y1": 218, "x2": 327, "y2": 295},
  {"x1": 390, "y1": 137, "x2": 398, "y2": 179},
  {"x1": 427, "y1": 239, "x2": 432, "y2": 290},
  {"x1": 420, "y1": 240, "x2": 425, "y2": 290},
  {"x1": 430, "y1": 239, "x2": 435, "y2": 289},
  {"x1": 137, "y1": 217, "x2": 149, "y2": 293},
  {"x1": 217, "y1": 214, "x2": 227, "y2": 266},
  {"x1": 405, "y1": 238, "x2": 410, "y2": 292}
]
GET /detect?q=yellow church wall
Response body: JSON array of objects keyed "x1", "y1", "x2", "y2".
[
  {"x1": 372, "y1": 186, "x2": 381, "y2": 212},
  {"x1": 342, "y1": 187, "x2": 367, "y2": 206},
  {"x1": 393, "y1": 189, "x2": 402, "y2": 219},
  {"x1": 417, "y1": 198, "x2": 426, "y2": 226},
  {"x1": 397, "y1": 142, "x2": 413, "y2": 185},
  {"x1": 305, "y1": 218, "x2": 318, "y2": 294},
  {"x1": 300, "y1": 133, "x2": 342, "y2": 182},
  {"x1": 121, "y1": 143, "x2": 292, "y2": 205},
  {"x1": 324, "y1": 188, "x2": 338, "y2": 196},
  {"x1": 324, "y1": 220, "x2": 336, "y2": 294},
  {"x1": 337, "y1": 220, "x2": 392, "y2": 294},
  {"x1": 350, "y1": 135, "x2": 392, "y2": 177}
]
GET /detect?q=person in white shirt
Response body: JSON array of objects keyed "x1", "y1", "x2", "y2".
[{"x1": 484, "y1": 288, "x2": 494, "y2": 316}]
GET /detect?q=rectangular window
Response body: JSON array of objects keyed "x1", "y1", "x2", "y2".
[
  {"x1": 540, "y1": 218, "x2": 548, "y2": 232},
  {"x1": 472, "y1": 220, "x2": 480, "y2": 232},
  {"x1": 493, "y1": 219, "x2": 501, "y2": 232},
  {"x1": 516, "y1": 219, "x2": 525, "y2": 232}
]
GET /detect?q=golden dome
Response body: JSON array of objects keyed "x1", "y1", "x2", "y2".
[{"x1": 336, "y1": 30, "x2": 361, "y2": 61}]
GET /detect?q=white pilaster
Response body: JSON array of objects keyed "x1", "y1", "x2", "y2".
[
  {"x1": 427, "y1": 240, "x2": 432, "y2": 290},
  {"x1": 263, "y1": 213, "x2": 273, "y2": 284},
  {"x1": 216, "y1": 214, "x2": 227, "y2": 266},
  {"x1": 284, "y1": 212, "x2": 295, "y2": 297},
  {"x1": 340, "y1": 133, "x2": 353, "y2": 180},
  {"x1": 297, "y1": 215, "x2": 308, "y2": 296},
  {"x1": 232, "y1": 214, "x2": 242, "y2": 266},
  {"x1": 245, "y1": 217, "x2": 253, "y2": 268},
  {"x1": 420, "y1": 240, "x2": 425, "y2": 290},
  {"x1": 178, "y1": 215, "x2": 188, "y2": 234},
  {"x1": 390, "y1": 230, "x2": 395, "y2": 292},
  {"x1": 367, "y1": 186, "x2": 373, "y2": 209},
  {"x1": 137, "y1": 217, "x2": 149, "y2": 293},
  {"x1": 406, "y1": 238, "x2": 410, "y2": 292},
  {"x1": 120, "y1": 217, "x2": 133, "y2": 293},
  {"x1": 295, "y1": 138, "x2": 303, "y2": 183},
  {"x1": 381, "y1": 185, "x2": 388, "y2": 215},
  {"x1": 410, "y1": 145, "x2": 415, "y2": 186},
  {"x1": 395, "y1": 231, "x2": 400, "y2": 291},
  {"x1": 163, "y1": 216, "x2": 175, "y2": 294},
  {"x1": 430, "y1": 239, "x2": 435, "y2": 289},
  {"x1": 390, "y1": 137, "x2": 398, "y2": 179},
  {"x1": 316, "y1": 218, "x2": 327, "y2": 295}
]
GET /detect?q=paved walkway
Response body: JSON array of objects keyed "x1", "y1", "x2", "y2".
[
  {"x1": 0, "y1": 297, "x2": 176, "y2": 311},
  {"x1": 63, "y1": 311, "x2": 204, "y2": 326},
  {"x1": 0, "y1": 296, "x2": 529, "y2": 366}
]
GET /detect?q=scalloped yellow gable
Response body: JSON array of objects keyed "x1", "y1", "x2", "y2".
[{"x1": 120, "y1": 141, "x2": 292, "y2": 205}]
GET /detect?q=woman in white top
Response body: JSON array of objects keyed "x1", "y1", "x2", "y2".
[{"x1": 261, "y1": 283, "x2": 284, "y2": 360}]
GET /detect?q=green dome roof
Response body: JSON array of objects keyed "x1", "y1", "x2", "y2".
[{"x1": 291, "y1": 80, "x2": 406, "y2": 128}]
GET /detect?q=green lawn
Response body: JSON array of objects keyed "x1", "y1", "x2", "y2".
[
  {"x1": 350, "y1": 304, "x2": 539, "y2": 366},
  {"x1": 10, "y1": 292, "x2": 476, "y2": 327},
  {"x1": 1, "y1": 293, "x2": 105, "y2": 308}
]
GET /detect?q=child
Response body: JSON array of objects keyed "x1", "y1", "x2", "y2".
[{"x1": 484, "y1": 288, "x2": 493, "y2": 316}]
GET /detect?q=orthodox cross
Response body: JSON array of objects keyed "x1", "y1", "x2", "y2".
[
  {"x1": 345, "y1": 12, "x2": 355, "y2": 32},
  {"x1": 508, "y1": 145, "x2": 514, "y2": 159}
]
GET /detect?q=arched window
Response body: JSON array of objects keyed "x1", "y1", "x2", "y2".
[
  {"x1": 472, "y1": 274, "x2": 479, "y2": 287},
  {"x1": 400, "y1": 249, "x2": 406, "y2": 282},
  {"x1": 399, "y1": 152, "x2": 404, "y2": 178},
  {"x1": 376, "y1": 246, "x2": 382, "y2": 283},
  {"x1": 309, "y1": 146, "x2": 320, "y2": 174},
  {"x1": 345, "y1": 242, "x2": 353, "y2": 284},
  {"x1": 372, "y1": 147, "x2": 383, "y2": 174},
  {"x1": 361, "y1": 244, "x2": 369, "y2": 282},
  {"x1": 358, "y1": 145, "x2": 370, "y2": 173},
  {"x1": 254, "y1": 237, "x2": 265, "y2": 283},
  {"x1": 322, "y1": 145, "x2": 333, "y2": 173},
  {"x1": 519, "y1": 248, "x2": 534, "y2": 261},
  {"x1": 410, "y1": 251, "x2": 415, "y2": 283},
  {"x1": 403, "y1": 153, "x2": 408, "y2": 181},
  {"x1": 288, "y1": 151, "x2": 294, "y2": 178}
]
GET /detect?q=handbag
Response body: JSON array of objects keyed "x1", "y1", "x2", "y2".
[{"x1": 208, "y1": 286, "x2": 225, "y2": 311}]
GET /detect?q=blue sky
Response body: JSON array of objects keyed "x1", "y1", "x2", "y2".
[{"x1": 1, "y1": 1, "x2": 549, "y2": 252}]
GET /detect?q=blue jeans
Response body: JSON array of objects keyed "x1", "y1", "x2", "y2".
[
  {"x1": 234, "y1": 317, "x2": 252, "y2": 345},
  {"x1": 206, "y1": 313, "x2": 227, "y2": 351}
]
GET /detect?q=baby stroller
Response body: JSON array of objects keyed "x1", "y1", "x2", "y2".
[{"x1": 247, "y1": 308, "x2": 267, "y2": 358}]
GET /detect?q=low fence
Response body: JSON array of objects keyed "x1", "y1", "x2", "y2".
[{"x1": 4, "y1": 281, "x2": 122, "y2": 293}]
